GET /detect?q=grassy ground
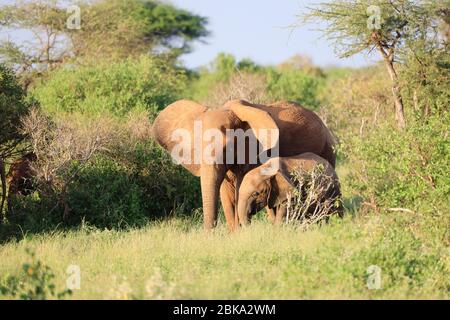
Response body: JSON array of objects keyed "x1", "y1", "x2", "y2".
[{"x1": 0, "y1": 208, "x2": 448, "y2": 299}]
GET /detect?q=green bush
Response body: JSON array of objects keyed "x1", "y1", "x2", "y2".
[
  {"x1": 2, "y1": 56, "x2": 201, "y2": 237},
  {"x1": 266, "y1": 68, "x2": 322, "y2": 109},
  {"x1": 0, "y1": 248, "x2": 71, "y2": 300},
  {"x1": 189, "y1": 53, "x2": 324, "y2": 109},
  {"x1": 31, "y1": 55, "x2": 187, "y2": 117},
  {"x1": 65, "y1": 141, "x2": 201, "y2": 229},
  {"x1": 0, "y1": 64, "x2": 31, "y2": 156},
  {"x1": 188, "y1": 53, "x2": 264, "y2": 104},
  {"x1": 399, "y1": 43, "x2": 449, "y2": 117},
  {"x1": 7, "y1": 140, "x2": 201, "y2": 232},
  {"x1": 347, "y1": 114, "x2": 449, "y2": 214}
]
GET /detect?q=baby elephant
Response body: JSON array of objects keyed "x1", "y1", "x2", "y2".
[{"x1": 237, "y1": 152, "x2": 342, "y2": 226}]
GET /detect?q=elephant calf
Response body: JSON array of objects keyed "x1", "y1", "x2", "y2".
[{"x1": 237, "y1": 152, "x2": 342, "y2": 226}]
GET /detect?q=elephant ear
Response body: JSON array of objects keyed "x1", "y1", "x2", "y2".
[
  {"x1": 152, "y1": 100, "x2": 207, "y2": 176},
  {"x1": 224, "y1": 100, "x2": 279, "y2": 152}
]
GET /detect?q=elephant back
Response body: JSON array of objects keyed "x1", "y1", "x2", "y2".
[{"x1": 249, "y1": 101, "x2": 335, "y2": 166}]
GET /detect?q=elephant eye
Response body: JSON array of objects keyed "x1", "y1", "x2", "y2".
[{"x1": 251, "y1": 191, "x2": 259, "y2": 198}]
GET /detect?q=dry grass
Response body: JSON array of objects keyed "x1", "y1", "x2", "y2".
[
  {"x1": 285, "y1": 166, "x2": 342, "y2": 229},
  {"x1": 202, "y1": 71, "x2": 269, "y2": 107},
  {"x1": 16, "y1": 109, "x2": 154, "y2": 217}
]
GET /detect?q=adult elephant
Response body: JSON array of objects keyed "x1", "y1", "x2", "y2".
[{"x1": 152, "y1": 99, "x2": 335, "y2": 230}]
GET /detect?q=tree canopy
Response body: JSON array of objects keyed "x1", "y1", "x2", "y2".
[
  {"x1": 301, "y1": 0, "x2": 449, "y2": 128},
  {"x1": 0, "y1": 64, "x2": 30, "y2": 157},
  {"x1": 0, "y1": 0, "x2": 209, "y2": 74}
]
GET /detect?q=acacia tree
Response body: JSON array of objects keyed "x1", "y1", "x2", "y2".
[
  {"x1": 0, "y1": 0, "x2": 208, "y2": 77},
  {"x1": 302, "y1": 0, "x2": 447, "y2": 129}
]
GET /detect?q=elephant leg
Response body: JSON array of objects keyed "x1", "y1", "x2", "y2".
[
  {"x1": 220, "y1": 178, "x2": 236, "y2": 231},
  {"x1": 275, "y1": 204, "x2": 287, "y2": 225},
  {"x1": 234, "y1": 174, "x2": 244, "y2": 227},
  {"x1": 266, "y1": 206, "x2": 276, "y2": 224}
]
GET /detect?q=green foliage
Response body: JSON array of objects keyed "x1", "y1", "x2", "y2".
[
  {"x1": 72, "y1": 0, "x2": 209, "y2": 60},
  {"x1": 0, "y1": 248, "x2": 71, "y2": 300},
  {"x1": 189, "y1": 53, "x2": 322, "y2": 108},
  {"x1": 399, "y1": 40, "x2": 450, "y2": 116},
  {"x1": 348, "y1": 115, "x2": 449, "y2": 214},
  {"x1": 7, "y1": 140, "x2": 201, "y2": 233},
  {"x1": 31, "y1": 56, "x2": 186, "y2": 117},
  {"x1": 0, "y1": 0, "x2": 209, "y2": 72},
  {"x1": 189, "y1": 53, "x2": 248, "y2": 102},
  {"x1": 0, "y1": 64, "x2": 31, "y2": 156},
  {"x1": 301, "y1": 0, "x2": 447, "y2": 58},
  {"x1": 266, "y1": 68, "x2": 321, "y2": 108},
  {"x1": 63, "y1": 141, "x2": 201, "y2": 229}
]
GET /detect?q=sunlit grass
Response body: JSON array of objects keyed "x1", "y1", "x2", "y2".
[{"x1": 1, "y1": 209, "x2": 448, "y2": 299}]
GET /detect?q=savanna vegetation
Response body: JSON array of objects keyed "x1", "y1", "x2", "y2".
[{"x1": 0, "y1": 0, "x2": 448, "y2": 299}]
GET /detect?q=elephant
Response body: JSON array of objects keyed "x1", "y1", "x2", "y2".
[
  {"x1": 152, "y1": 99, "x2": 336, "y2": 231},
  {"x1": 237, "y1": 152, "x2": 342, "y2": 226},
  {"x1": 7, "y1": 152, "x2": 37, "y2": 197},
  {"x1": 5, "y1": 152, "x2": 37, "y2": 216}
]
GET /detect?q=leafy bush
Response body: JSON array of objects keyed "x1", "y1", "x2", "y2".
[
  {"x1": 0, "y1": 248, "x2": 71, "y2": 300},
  {"x1": 62, "y1": 141, "x2": 201, "y2": 229},
  {"x1": 347, "y1": 115, "x2": 449, "y2": 214},
  {"x1": 266, "y1": 68, "x2": 322, "y2": 109},
  {"x1": 31, "y1": 55, "x2": 187, "y2": 117},
  {"x1": 7, "y1": 111, "x2": 201, "y2": 233},
  {"x1": 189, "y1": 53, "x2": 265, "y2": 105},
  {"x1": 0, "y1": 64, "x2": 33, "y2": 216},
  {"x1": 3, "y1": 56, "x2": 200, "y2": 236},
  {"x1": 0, "y1": 64, "x2": 31, "y2": 154},
  {"x1": 189, "y1": 53, "x2": 324, "y2": 109}
]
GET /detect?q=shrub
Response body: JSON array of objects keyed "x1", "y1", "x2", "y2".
[
  {"x1": 0, "y1": 64, "x2": 33, "y2": 216},
  {"x1": 0, "y1": 248, "x2": 71, "y2": 300},
  {"x1": 0, "y1": 64, "x2": 31, "y2": 154},
  {"x1": 189, "y1": 53, "x2": 266, "y2": 106},
  {"x1": 285, "y1": 165, "x2": 342, "y2": 229},
  {"x1": 202, "y1": 71, "x2": 269, "y2": 107},
  {"x1": 31, "y1": 55, "x2": 187, "y2": 118},
  {"x1": 266, "y1": 68, "x2": 322, "y2": 109},
  {"x1": 8, "y1": 110, "x2": 201, "y2": 232},
  {"x1": 347, "y1": 115, "x2": 449, "y2": 214},
  {"x1": 321, "y1": 62, "x2": 448, "y2": 214},
  {"x1": 189, "y1": 53, "x2": 325, "y2": 109}
]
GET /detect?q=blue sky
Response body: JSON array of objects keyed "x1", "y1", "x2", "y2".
[
  {"x1": 0, "y1": 0, "x2": 380, "y2": 69},
  {"x1": 171, "y1": 0, "x2": 379, "y2": 69}
]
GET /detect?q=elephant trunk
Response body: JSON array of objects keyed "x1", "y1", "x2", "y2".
[
  {"x1": 237, "y1": 195, "x2": 251, "y2": 226},
  {"x1": 200, "y1": 164, "x2": 226, "y2": 230}
]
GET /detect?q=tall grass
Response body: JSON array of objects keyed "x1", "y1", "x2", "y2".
[{"x1": 0, "y1": 209, "x2": 447, "y2": 299}]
